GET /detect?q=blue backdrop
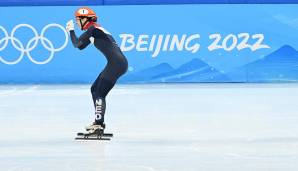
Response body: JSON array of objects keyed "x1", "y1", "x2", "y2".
[
  {"x1": 2, "y1": 0, "x2": 298, "y2": 6},
  {"x1": 1, "y1": 5, "x2": 298, "y2": 83}
]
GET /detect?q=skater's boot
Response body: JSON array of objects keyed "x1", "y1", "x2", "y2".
[
  {"x1": 85, "y1": 122, "x2": 106, "y2": 133},
  {"x1": 76, "y1": 121, "x2": 113, "y2": 140}
]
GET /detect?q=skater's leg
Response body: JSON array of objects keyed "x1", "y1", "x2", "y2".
[
  {"x1": 90, "y1": 76, "x2": 115, "y2": 125},
  {"x1": 91, "y1": 73, "x2": 103, "y2": 106},
  {"x1": 89, "y1": 60, "x2": 126, "y2": 129}
]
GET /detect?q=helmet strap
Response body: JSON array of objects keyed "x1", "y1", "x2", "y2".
[{"x1": 79, "y1": 18, "x2": 89, "y2": 30}]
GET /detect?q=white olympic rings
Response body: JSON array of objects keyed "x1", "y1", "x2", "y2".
[{"x1": 0, "y1": 23, "x2": 68, "y2": 65}]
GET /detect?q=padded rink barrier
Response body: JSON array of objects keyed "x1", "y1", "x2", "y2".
[{"x1": 1, "y1": 1, "x2": 298, "y2": 83}]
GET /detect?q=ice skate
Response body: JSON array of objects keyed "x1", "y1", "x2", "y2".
[
  {"x1": 75, "y1": 122, "x2": 113, "y2": 141},
  {"x1": 85, "y1": 122, "x2": 105, "y2": 132}
]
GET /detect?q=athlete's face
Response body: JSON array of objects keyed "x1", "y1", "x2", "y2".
[{"x1": 75, "y1": 17, "x2": 88, "y2": 30}]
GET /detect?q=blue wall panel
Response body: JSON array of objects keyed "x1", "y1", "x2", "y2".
[
  {"x1": 1, "y1": 0, "x2": 298, "y2": 6},
  {"x1": 0, "y1": 0, "x2": 103, "y2": 6},
  {"x1": 1, "y1": 5, "x2": 298, "y2": 83},
  {"x1": 105, "y1": 0, "x2": 298, "y2": 5}
]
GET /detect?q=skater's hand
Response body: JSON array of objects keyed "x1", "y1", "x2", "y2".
[{"x1": 66, "y1": 20, "x2": 74, "y2": 32}]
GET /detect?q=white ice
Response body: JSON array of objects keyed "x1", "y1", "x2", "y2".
[{"x1": 0, "y1": 84, "x2": 298, "y2": 171}]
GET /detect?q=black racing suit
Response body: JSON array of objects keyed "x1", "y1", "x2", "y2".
[{"x1": 70, "y1": 25, "x2": 128, "y2": 125}]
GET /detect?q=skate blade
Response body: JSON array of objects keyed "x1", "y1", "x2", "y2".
[
  {"x1": 77, "y1": 132, "x2": 113, "y2": 137},
  {"x1": 75, "y1": 137, "x2": 111, "y2": 141}
]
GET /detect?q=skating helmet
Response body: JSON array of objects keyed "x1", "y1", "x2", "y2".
[
  {"x1": 75, "y1": 7, "x2": 98, "y2": 30},
  {"x1": 75, "y1": 7, "x2": 97, "y2": 21}
]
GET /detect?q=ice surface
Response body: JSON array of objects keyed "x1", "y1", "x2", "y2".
[{"x1": 0, "y1": 84, "x2": 298, "y2": 171}]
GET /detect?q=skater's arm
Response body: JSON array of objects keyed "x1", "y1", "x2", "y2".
[
  {"x1": 66, "y1": 20, "x2": 93, "y2": 50},
  {"x1": 70, "y1": 30, "x2": 92, "y2": 50}
]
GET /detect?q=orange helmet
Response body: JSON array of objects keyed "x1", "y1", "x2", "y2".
[{"x1": 75, "y1": 7, "x2": 97, "y2": 22}]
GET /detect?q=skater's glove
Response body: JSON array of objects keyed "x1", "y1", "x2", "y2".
[{"x1": 66, "y1": 20, "x2": 74, "y2": 32}]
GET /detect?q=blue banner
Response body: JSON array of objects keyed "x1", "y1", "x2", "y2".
[{"x1": 1, "y1": 5, "x2": 298, "y2": 83}]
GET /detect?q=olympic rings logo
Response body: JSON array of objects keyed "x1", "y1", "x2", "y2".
[{"x1": 0, "y1": 23, "x2": 68, "y2": 65}]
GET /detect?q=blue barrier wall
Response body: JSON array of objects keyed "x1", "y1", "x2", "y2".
[
  {"x1": 1, "y1": 0, "x2": 298, "y2": 6},
  {"x1": 1, "y1": 5, "x2": 298, "y2": 83}
]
